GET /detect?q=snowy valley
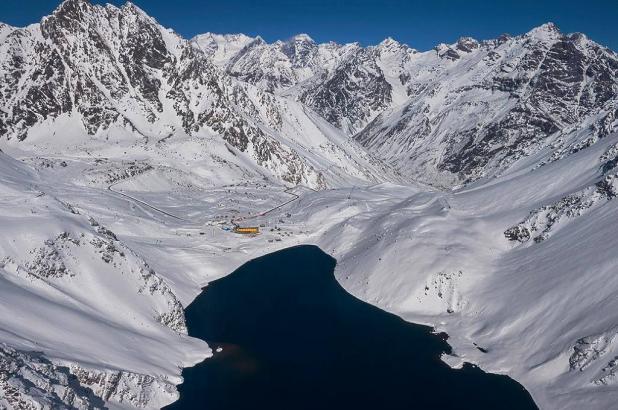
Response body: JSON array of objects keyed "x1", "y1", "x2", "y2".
[{"x1": 0, "y1": 0, "x2": 617, "y2": 409}]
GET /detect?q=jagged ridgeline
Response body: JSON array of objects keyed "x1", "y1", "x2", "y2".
[
  {"x1": 196, "y1": 23, "x2": 618, "y2": 187},
  {"x1": 1, "y1": 0, "x2": 617, "y2": 189}
]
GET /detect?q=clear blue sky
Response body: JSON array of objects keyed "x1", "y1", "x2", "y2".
[{"x1": 1, "y1": 0, "x2": 616, "y2": 50}]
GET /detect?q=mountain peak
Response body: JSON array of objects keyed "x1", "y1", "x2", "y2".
[
  {"x1": 376, "y1": 37, "x2": 414, "y2": 54},
  {"x1": 378, "y1": 37, "x2": 400, "y2": 47},
  {"x1": 539, "y1": 22, "x2": 560, "y2": 32},
  {"x1": 205, "y1": 32, "x2": 256, "y2": 44},
  {"x1": 456, "y1": 36, "x2": 479, "y2": 52},
  {"x1": 279, "y1": 33, "x2": 317, "y2": 63},
  {"x1": 58, "y1": 0, "x2": 89, "y2": 6},
  {"x1": 289, "y1": 33, "x2": 315, "y2": 43},
  {"x1": 121, "y1": 1, "x2": 149, "y2": 17},
  {"x1": 52, "y1": 0, "x2": 151, "y2": 21},
  {"x1": 53, "y1": 0, "x2": 90, "y2": 14},
  {"x1": 47, "y1": 0, "x2": 95, "y2": 26},
  {"x1": 568, "y1": 32, "x2": 591, "y2": 47},
  {"x1": 527, "y1": 22, "x2": 562, "y2": 40}
]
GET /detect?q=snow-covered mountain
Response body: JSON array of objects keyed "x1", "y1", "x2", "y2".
[
  {"x1": 0, "y1": 0, "x2": 393, "y2": 189},
  {"x1": 1, "y1": 0, "x2": 618, "y2": 409},
  {"x1": 0, "y1": 148, "x2": 208, "y2": 408},
  {"x1": 353, "y1": 24, "x2": 618, "y2": 186},
  {"x1": 204, "y1": 23, "x2": 617, "y2": 187},
  {"x1": 3, "y1": 1, "x2": 616, "y2": 190},
  {"x1": 192, "y1": 32, "x2": 360, "y2": 95}
]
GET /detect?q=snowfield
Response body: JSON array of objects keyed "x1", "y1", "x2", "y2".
[
  {"x1": 1, "y1": 0, "x2": 618, "y2": 408},
  {"x1": 1, "y1": 129, "x2": 617, "y2": 408}
]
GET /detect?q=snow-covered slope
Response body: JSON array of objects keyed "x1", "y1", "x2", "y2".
[
  {"x1": 4, "y1": 132, "x2": 618, "y2": 409},
  {"x1": 205, "y1": 23, "x2": 617, "y2": 188},
  {"x1": 0, "y1": 0, "x2": 391, "y2": 189},
  {"x1": 0, "y1": 150, "x2": 208, "y2": 409},
  {"x1": 1, "y1": 1, "x2": 618, "y2": 409},
  {"x1": 353, "y1": 24, "x2": 618, "y2": 187},
  {"x1": 191, "y1": 32, "x2": 257, "y2": 67},
  {"x1": 193, "y1": 32, "x2": 360, "y2": 95},
  {"x1": 279, "y1": 131, "x2": 618, "y2": 410}
]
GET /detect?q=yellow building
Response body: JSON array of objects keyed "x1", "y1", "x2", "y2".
[{"x1": 234, "y1": 226, "x2": 260, "y2": 234}]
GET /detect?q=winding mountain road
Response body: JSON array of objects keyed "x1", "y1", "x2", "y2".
[
  {"x1": 231, "y1": 187, "x2": 304, "y2": 227},
  {"x1": 108, "y1": 181, "x2": 188, "y2": 222},
  {"x1": 108, "y1": 174, "x2": 315, "y2": 227}
]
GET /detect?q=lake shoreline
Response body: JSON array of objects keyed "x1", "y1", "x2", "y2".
[{"x1": 166, "y1": 245, "x2": 537, "y2": 410}]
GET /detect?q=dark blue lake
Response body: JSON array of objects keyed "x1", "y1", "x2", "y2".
[{"x1": 166, "y1": 245, "x2": 537, "y2": 410}]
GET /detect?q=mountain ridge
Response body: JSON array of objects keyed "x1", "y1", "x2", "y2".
[
  {"x1": 193, "y1": 19, "x2": 617, "y2": 187},
  {"x1": 2, "y1": 0, "x2": 616, "y2": 189},
  {"x1": 0, "y1": 0, "x2": 396, "y2": 189}
]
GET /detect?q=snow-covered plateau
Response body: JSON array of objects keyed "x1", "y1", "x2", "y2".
[{"x1": 1, "y1": 0, "x2": 617, "y2": 408}]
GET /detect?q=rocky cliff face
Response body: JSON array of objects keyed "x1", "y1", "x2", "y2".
[
  {"x1": 201, "y1": 23, "x2": 617, "y2": 187},
  {"x1": 0, "y1": 0, "x2": 344, "y2": 188},
  {"x1": 4, "y1": 3, "x2": 615, "y2": 189},
  {"x1": 193, "y1": 32, "x2": 360, "y2": 94},
  {"x1": 0, "y1": 343, "x2": 178, "y2": 409},
  {"x1": 351, "y1": 24, "x2": 618, "y2": 186},
  {"x1": 300, "y1": 38, "x2": 415, "y2": 135},
  {"x1": 0, "y1": 344, "x2": 104, "y2": 410}
]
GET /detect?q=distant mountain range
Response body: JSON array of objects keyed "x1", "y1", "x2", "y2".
[{"x1": 2, "y1": 0, "x2": 616, "y2": 188}]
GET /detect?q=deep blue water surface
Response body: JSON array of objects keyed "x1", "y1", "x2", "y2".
[{"x1": 166, "y1": 245, "x2": 537, "y2": 410}]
